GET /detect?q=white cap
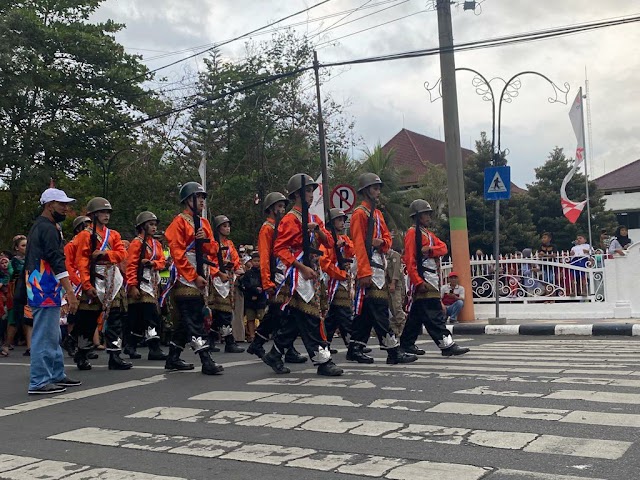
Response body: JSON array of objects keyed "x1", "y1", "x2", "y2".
[
  {"x1": 40, "y1": 188, "x2": 75, "y2": 205},
  {"x1": 242, "y1": 255, "x2": 252, "y2": 265}
]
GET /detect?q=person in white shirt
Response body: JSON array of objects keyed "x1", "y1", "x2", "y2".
[
  {"x1": 569, "y1": 234, "x2": 591, "y2": 296},
  {"x1": 440, "y1": 272, "x2": 464, "y2": 324}
]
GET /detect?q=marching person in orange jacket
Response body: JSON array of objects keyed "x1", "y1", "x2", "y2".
[
  {"x1": 163, "y1": 182, "x2": 223, "y2": 375},
  {"x1": 400, "y1": 199, "x2": 469, "y2": 357},
  {"x1": 125, "y1": 211, "x2": 167, "y2": 361},
  {"x1": 319, "y1": 208, "x2": 355, "y2": 352},
  {"x1": 246, "y1": 192, "x2": 307, "y2": 363},
  {"x1": 73, "y1": 197, "x2": 130, "y2": 371},
  {"x1": 347, "y1": 173, "x2": 417, "y2": 365},
  {"x1": 261, "y1": 174, "x2": 343, "y2": 376}
]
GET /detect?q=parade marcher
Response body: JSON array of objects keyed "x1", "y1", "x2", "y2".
[
  {"x1": 25, "y1": 188, "x2": 80, "y2": 394},
  {"x1": 347, "y1": 173, "x2": 417, "y2": 365},
  {"x1": 73, "y1": 197, "x2": 131, "y2": 371},
  {"x1": 239, "y1": 251, "x2": 266, "y2": 343},
  {"x1": 399, "y1": 199, "x2": 469, "y2": 357},
  {"x1": 246, "y1": 192, "x2": 307, "y2": 363},
  {"x1": 125, "y1": 211, "x2": 168, "y2": 361},
  {"x1": 261, "y1": 174, "x2": 342, "y2": 376},
  {"x1": 209, "y1": 214, "x2": 245, "y2": 353},
  {"x1": 319, "y1": 208, "x2": 355, "y2": 351},
  {"x1": 163, "y1": 182, "x2": 223, "y2": 375}
]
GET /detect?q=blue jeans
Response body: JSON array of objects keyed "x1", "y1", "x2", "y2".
[
  {"x1": 29, "y1": 306, "x2": 66, "y2": 390},
  {"x1": 446, "y1": 300, "x2": 464, "y2": 322}
]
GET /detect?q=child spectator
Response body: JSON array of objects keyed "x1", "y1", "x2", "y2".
[{"x1": 239, "y1": 252, "x2": 266, "y2": 343}]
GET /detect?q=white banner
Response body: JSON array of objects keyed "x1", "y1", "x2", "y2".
[{"x1": 309, "y1": 174, "x2": 325, "y2": 223}]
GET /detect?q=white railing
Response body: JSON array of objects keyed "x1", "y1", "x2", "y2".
[{"x1": 440, "y1": 252, "x2": 608, "y2": 304}]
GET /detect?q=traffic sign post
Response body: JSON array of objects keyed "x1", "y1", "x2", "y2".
[
  {"x1": 330, "y1": 184, "x2": 356, "y2": 213},
  {"x1": 484, "y1": 166, "x2": 511, "y2": 324}
]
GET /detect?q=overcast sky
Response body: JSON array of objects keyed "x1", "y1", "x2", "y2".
[{"x1": 94, "y1": 0, "x2": 640, "y2": 188}]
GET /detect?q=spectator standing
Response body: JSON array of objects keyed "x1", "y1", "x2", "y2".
[
  {"x1": 386, "y1": 246, "x2": 406, "y2": 337},
  {"x1": 609, "y1": 226, "x2": 633, "y2": 255},
  {"x1": 569, "y1": 234, "x2": 591, "y2": 296},
  {"x1": 239, "y1": 251, "x2": 266, "y2": 343},
  {"x1": 537, "y1": 232, "x2": 557, "y2": 298},
  {"x1": 4, "y1": 236, "x2": 30, "y2": 356},
  {"x1": 25, "y1": 188, "x2": 80, "y2": 394},
  {"x1": 441, "y1": 272, "x2": 465, "y2": 324}
]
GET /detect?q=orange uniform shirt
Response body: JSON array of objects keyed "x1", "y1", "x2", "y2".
[
  {"x1": 64, "y1": 239, "x2": 80, "y2": 287},
  {"x1": 216, "y1": 236, "x2": 241, "y2": 272},
  {"x1": 402, "y1": 226, "x2": 448, "y2": 287},
  {"x1": 164, "y1": 210, "x2": 219, "y2": 283},
  {"x1": 320, "y1": 233, "x2": 355, "y2": 282},
  {"x1": 75, "y1": 225, "x2": 127, "y2": 292},
  {"x1": 273, "y1": 207, "x2": 334, "y2": 268},
  {"x1": 125, "y1": 236, "x2": 166, "y2": 287},
  {"x1": 258, "y1": 218, "x2": 277, "y2": 291},
  {"x1": 350, "y1": 201, "x2": 392, "y2": 279}
]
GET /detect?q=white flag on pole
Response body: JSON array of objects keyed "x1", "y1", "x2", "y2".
[
  {"x1": 560, "y1": 91, "x2": 587, "y2": 224},
  {"x1": 309, "y1": 174, "x2": 325, "y2": 223}
]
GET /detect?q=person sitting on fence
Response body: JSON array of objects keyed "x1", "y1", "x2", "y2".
[
  {"x1": 608, "y1": 226, "x2": 632, "y2": 256},
  {"x1": 570, "y1": 234, "x2": 591, "y2": 297},
  {"x1": 441, "y1": 272, "x2": 464, "y2": 324}
]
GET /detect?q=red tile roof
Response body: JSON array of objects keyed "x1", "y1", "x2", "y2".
[
  {"x1": 595, "y1": 159, "x2": 640, "y2": 191},
  {"x1": 381, "y1": 129, "x2": 525, "y2": 193}
]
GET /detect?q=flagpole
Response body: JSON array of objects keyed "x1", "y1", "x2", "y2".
[{"x1": 579, "y1": 86, "x2": 593, "y2": 248}]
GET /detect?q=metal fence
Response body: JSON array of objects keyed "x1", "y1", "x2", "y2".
[{"x1": 440, "y1": 252, "x2": 608, "y2": 303}]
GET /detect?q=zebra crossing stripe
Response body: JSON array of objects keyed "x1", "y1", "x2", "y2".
[
  {"x1": 127, "y1": 406, "x2": 631, "y2": 460},
  {"x1": 455, "y1": 385, "x2": 640, "y2": 405}
]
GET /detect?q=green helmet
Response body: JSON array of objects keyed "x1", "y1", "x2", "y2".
[
  {"x1": 286, "y1": 173, "x2": 317, "y2": 199},
  {"x1": 179, "y1": 182, "x2": 206, "y2": 203},
  {"x1": 72, "y1": 215, "x2": 91, "y2": 232},
  {"x1": 357, "y1": 173, "x2": 383, "y2": 193},
  {"x1": 263, "y1": 192, "x2": 288, "y2": 213},
  {"x1": 86, "y1": 197, "x2": 112, "y2": 214},
  {"x1": 214, "y1": 214, "x2": 231, "y2": 229},
  {"x1": 329, "y1": 208, "x2": 347, "y2": 221},
  {"x1": 135, "y1": 211, "x2": 158, "y2": 228},
  {"x1": 409, "y1": 199, "x2": 433, "y2": 217}
]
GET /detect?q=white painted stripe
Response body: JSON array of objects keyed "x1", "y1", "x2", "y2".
[
  {"x1": 497, "y1": 469, "x2": 606, "y2": 480},
  {"x1": 455, "y1": 385, "x2": 640, "y2": 405},
  {"x1": 485, "y1": 325, "x2": 521, "y2": 335},
  {"x1": 0, "y1": 455, "x2": 41, "y2": 473},
  {"x1": 385, "y1": 461, "x2": 489, "y2": 480},
  {"x1": 633, "y1": 324, "x2": 640, "y2": 336},
  {"x1": 524, "y1": 435, "x2": 629, "y2": 460}
]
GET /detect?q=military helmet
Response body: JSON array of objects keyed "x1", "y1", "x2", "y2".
[
  {"x1": 286, "y1": 173, "x2": 317, "y2": 199},
  {"x1": 329, "y1": 208, "x2": 347, "y2": 221},
  {"x1": 179, "y1": 182, "x2": 206, "y2": 203},
  {"x1": 263, "y1": 192, "x2": 288, "y2": 213},
  {"x1": 135, "y1": 211, "x2": 158, "y2": 228},
  {"x1": 409, "y1": 199, "x2": 433, "y2": 217},
  {"x1": 86, "y1": 197, "x2": 112, "y2": 214},
  {"x1": 357, "y1": 172, "x2": 383, "y2": 193},
  {"x1": 72, "y1": 215, "x2": 91, "y2": 232},
  {"x1": 214, "y1": 214, "x2": 231, "y2": 229}
]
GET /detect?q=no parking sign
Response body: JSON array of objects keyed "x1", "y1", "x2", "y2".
[{"x1": 330, "y1": 184, "x2": 356, "y2": 213}]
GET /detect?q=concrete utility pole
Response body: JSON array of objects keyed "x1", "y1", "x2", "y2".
[{"x1": 436, "y1": 0, "x2": 475, "y2": 321}]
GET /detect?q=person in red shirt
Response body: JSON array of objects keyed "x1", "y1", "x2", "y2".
[
  {"x1": 125, "y1": 211, "x2": 167, "y2": 361},
  {"x1": 261, "y1": 173, "x2": 343, "y2": 376},
  {"x1": 319, "y1": 208, "x2": 355, "y2": 352},
  {"x1": 246, "y1": 192, "x2": 307, "y2": 363},
  {"x1": 347, "y1": 173, "x2": 417, "y2": 365},
  {"x1": 73, "y1": 197, "x2": 130, "y2": 371},
  {"x1": 163, "y1": 182, "x2": 223, "y2": 375},
  {"x1": 400, "y1": 199, "x2": 469, "y2": 356},
  {"x1": 209, "y1": 214, "x2": 245, "y2": 353}
]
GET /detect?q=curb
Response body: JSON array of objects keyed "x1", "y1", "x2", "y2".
[{"x1": 447, "y1": 323, "x2": 640, "y2": 336}]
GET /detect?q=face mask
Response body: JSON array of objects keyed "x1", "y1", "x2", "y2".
[{"x1": 52, "y1": 210, "x2": 67, "y2": 223}]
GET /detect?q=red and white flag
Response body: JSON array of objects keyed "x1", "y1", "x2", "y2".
[{"x1": 560, "y1": 90, "x2": 587, "y2": 224}]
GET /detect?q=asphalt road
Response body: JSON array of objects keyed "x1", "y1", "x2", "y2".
[{"x1": 1, "y1": 335, "x2": 640, "y2": 480}]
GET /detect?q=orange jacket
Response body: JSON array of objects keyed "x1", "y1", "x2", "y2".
[
  {"x1": 258, "y1": 217, "x2": 277, "y2": 290},
  {"x1": 350, "y1": 201, "x2": 392, "y2": 279},
  {"x1": 164, "y1": 210, "x2": 219, "y2": 283},
  {"x1": 217, "y1": 236, "x2": 241, "y2": 271},
  {"x1": 403, "y1": 226, "x2": 448, "y2": 287},
  {"x1": 273, "y1": 207, "x2": 334, "y2": 268},
  {"x1": 320, "y1": 233, "x2": 355, "y2": 281},
  {"x1": 75, "y1": 225, "x2": 127, "y2": 292},
  {"x1": 125, "y1": 236, "x2": 166, "y2": 287},
  {"x1": 64, "y1": 239, "x2": 80, "y2": 287}
]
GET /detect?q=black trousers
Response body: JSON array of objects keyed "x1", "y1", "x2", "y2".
[
  {"x1": 128, "y1": 302, "x2": 161, "y2": 338},
  {"x1": 273, "y1": 306, "x2": 329, "y2": 364},
  {"x1": 173, "y1": 296, "x2": 208, "y2": 351},
  {"x1": 212, "y1": 310, "x2": 233, "y2": 334},
  {"x1": 73, "y1": 308, "x2": 125, "y2": 352},
  {"x1": 325, "y1": 304, "x2": 352, "y2": 346},
  {"x1": 400, "y1": 297, "x2": 454, "y2": 350},
  {"x1": 254, "y1": 303, "x2": 299, "y2": 349},
  {"x1": 350, "y1": 296, "x2": 396, "y2": 350}
]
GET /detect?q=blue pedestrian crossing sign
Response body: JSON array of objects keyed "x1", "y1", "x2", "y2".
[{"x1": 484, "y1": 166, "x2": 511, "y2": 201}]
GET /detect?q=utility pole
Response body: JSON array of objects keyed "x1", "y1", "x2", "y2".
[
  {"x1": 313, "y1": 50, "x2": 331, "y2": 216},
  {"x1": 436, "y1": 0, "x2": 475, "y2": 321}
]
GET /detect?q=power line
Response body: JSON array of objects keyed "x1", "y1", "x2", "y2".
[{"x1": 310, "y1": 0, "x2": 375, "y2": 40}]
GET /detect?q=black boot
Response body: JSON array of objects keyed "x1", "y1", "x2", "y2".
[
  {"x1": 346, "y1": 343, "x2": 374, "y2": 364},
  {"x1": 247, "y1": 336, "x2": 266, "y2": 359},
  {"x1": 317, "y1": 360, "x2": 343, "y2": 376},
  {"x1": 284, "y1": 346, "x2": 308, "y2": 363},
  {"x1": 224, "y1": 335, "x2": 245, "y2": 353},
  {"x1": 208, "y1": 332, "x2": 221, "y2": 352},
  {"x1": 363, "y1": 346, "x2": 372, "y2": 353},
  {"x1": 61, "y1": 335, "x2": 77, "y2": 357},
  {"x1": 403, "y1": 344, "x2": 426, "y2": 355},
  {"x1": 199, "y1": 351, "x2": 224, "y2": 375},
  {"x1": 386, "y1": 347, "x2": 418, "y2": 365},
  {"x1": 262, "y1": 347, "x2": 290, "y2": 374},
  {"x1": 329, "y1": 347, "x2": 338, "y2": 354},
  {"x1": 441, "y1": 344, "x2": 470, "y2": 357},
  {"x1": 74, "y1": 350, "x2": 92, "y2": 371},
  {"x1": 123, "y1": 336, "x2": 141, "y2": 359},
  {"x1": 108, "y1": 352, "x2": 133, "y2": 370},
  {"x1": 147, "y1": 339, "x2": 168, "y2": 361},
  {"x1": 164, "y1": 345, "x2": 194, "y2": 371}
]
